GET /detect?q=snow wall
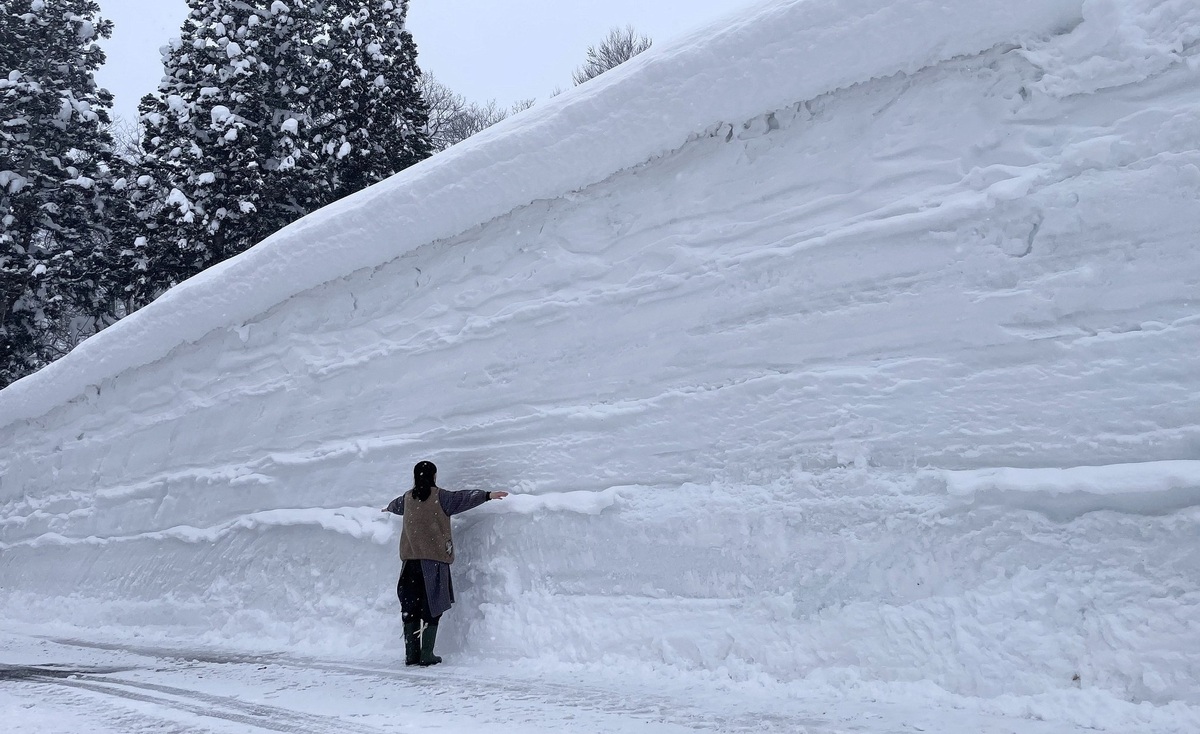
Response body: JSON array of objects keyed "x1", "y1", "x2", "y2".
[{"x1": 3, "y1": 0, "x2": 1200, "y2": 726}]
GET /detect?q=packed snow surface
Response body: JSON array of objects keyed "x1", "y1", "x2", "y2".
[{"x1": 3, "y1": 0, "x2": 1200, "y2": 731}]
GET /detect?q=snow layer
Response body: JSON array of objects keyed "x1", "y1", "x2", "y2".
[
  {"x1": 945, "y1": 460, "x2": 1200, "y2": 519},
  {"x1": 0, "y1": 0, "x2": 1083, "y2": 426},
  {"x1": 3, "y1": 0, "x2": 1200, "y2": 731}
]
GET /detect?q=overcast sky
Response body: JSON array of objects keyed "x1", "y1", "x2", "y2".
[{"x1": 95, "y1": 0, "x2": 756, "y2": 126}]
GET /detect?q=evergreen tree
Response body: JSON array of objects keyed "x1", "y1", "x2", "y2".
[
  {"x1": 130, "y1": 0, "x2": 433, "y2": 292},
  {"x1": 0, "y1": 0, "x2": 117, "y2": 387},
  {"x1": 257, "y1": 0, "x2": 320, "y2": 217},
  {"x1": 133, "y1": 0, "x2": 278, "y2": 287},
  {"x1": 308, "y1": 0, "x2": 432, "y2": 202}
]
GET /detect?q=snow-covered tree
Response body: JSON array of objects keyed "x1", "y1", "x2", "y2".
[
  {"x1": 129, "y1": 0, "x2": 433, "y2": 292},
  {"x1": 0, "y1": 0, "x2": 118, "y2": 387},
  {"x1": 131, "y1": 0, "x2": 282, "y2": 288},
  {"x1": 307, "y1": 0, "x2": 432, "y2": 201}
]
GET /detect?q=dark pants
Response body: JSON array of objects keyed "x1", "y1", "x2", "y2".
[{"x1": 398, "y1": 560, "x2": 441, "y2": 625}]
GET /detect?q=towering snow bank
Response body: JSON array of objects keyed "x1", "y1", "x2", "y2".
[
  {"x1": 0, "y1": 0, "x2": 1082, "y2": 427},
  {"x1": 3, "y1": 0, "x2": 1200, "y2": 730}
]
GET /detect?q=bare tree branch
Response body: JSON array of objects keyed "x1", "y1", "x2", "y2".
[
  {"x1": 572, "y1": 25, "x2": 653, "y2": 86},
  {"x1": 106, "y1": 116, "x2": 145, "y2": 162},
  {"x1": 420, "y1": 73, "x2": 535, "y2": 151}
]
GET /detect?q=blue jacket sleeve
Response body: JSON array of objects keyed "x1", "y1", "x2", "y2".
[
  {"x1": 385, "y1": 495, "x2": 405, "y2": 515},
  {"x1": 438, "y1": 489, "x2": 490, "y2": 516}
]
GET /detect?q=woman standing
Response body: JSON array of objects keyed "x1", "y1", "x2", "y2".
[{"x1": 382, "y1": 460, "x2": 508, "y2": 666}]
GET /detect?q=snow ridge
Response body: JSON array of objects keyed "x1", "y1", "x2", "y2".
[
  {"x1": 944, "y1": 460, "x2": 1200, "y2": 520},
  {"x1": 0, "y1": 489, "x2": 624, "y2": 552}
]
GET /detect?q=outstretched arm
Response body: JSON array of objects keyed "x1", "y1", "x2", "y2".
[
  {"x1": 381, "y1": 496, "x2": 405, "y2": 514},
  {"x1": 439, "y1": 489, "x2": 509, "y2": 516}
]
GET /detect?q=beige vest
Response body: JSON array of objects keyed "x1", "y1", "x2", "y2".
[{"x1": 400, "y1": 488, "x2": 454, "y2": 563}]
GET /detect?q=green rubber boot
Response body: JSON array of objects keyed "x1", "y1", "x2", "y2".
[
  {"x1": 403, "y1": 620, "x2": 421, "y2": 666},
  {"x1": 419, "y1": 620, "x2": 442, "y2": 666}
]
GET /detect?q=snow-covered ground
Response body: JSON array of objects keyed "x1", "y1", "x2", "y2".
[
  {"x1": 3, "y1": 0, "x2": 1200, "y2": 731},
  {"x1": 0, "y1": 630, "x2": 1150, "y2": 734}
]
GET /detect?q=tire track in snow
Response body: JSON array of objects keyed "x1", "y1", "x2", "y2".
[
  {"x1": 45, "y1": 637, "x2": 840, "y2": 733},
  {"x1": 37, "y1": 635, "x2": 1131, "y2": 733},
  {"x1": 10, "y1": 668, "x2": 390, "y2": 734},
  {"x1": 8, "y1": 674, "x2": 385, "y2": 734}
]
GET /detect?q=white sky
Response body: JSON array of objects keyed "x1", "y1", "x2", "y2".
[{"x1": 95, "y1": 0, "x2": 756, "y2": 126}]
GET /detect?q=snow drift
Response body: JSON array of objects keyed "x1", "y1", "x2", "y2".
[{"x1": 2, "y1": 0, "x2": 1199, "y2": 730}]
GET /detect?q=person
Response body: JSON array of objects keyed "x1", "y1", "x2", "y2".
[{"x1": 381, "y1": 460, "x2": 508, "y2": 666}]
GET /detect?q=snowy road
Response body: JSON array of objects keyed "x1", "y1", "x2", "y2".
[{"x1": 0, "y1": 631, "x2": 1139, "y2": 734}]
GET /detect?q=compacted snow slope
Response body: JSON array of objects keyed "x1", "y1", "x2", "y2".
[{"x1": 3, "y1": 0, "x2": 1200, "y2": 731}]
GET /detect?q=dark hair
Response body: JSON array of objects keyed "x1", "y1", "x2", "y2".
[{"x1": 412, "y1": 460, "x2": 437, "y2": 501}]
